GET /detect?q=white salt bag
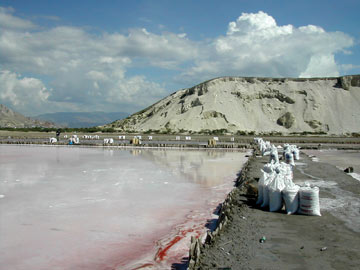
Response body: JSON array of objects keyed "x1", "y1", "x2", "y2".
[
  {"x1": 260, "y1": 141, "x2": 266, "y2": 155},
  {"x1": 282, "y1": 185, "x2": 300, "y2": 214},
  {"x1": 282, "y1": 163, "x2": 294, "y2": 187},
  {"x1": 256, "y1": 170, "x2": 268, "y2": 205},
  {"x1": 293, "y1": 148, "x2": 300, "y2": 160},
  {"x1": 260, "y1": 172, "x2": 275, "y2": 208},
  {"x1": 261, "y1": 185, "x2": 271, "y2": 208},
  {"x1": 263, "y1": 162, "x2": 275, "y2": 174},
  {"x1": 285, "y1": 151, "x2": 295, "y2": 166},
  {"x1": 268, "y1": 173, "x2": 285, "y2": 212},
  {"x1": 269, "y1": 145, "x2": 279, "y2": 164},
  {"x1": 298, "y1": 186, "x2": 321, "y2": 216}
]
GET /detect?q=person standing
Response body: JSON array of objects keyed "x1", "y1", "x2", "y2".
[{"x1": 56, "y1": 129, "x2": 61, "y2": 142}]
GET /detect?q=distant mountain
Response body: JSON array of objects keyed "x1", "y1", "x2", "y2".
[
  {"x1": 36, "y1": 111, "x2": 129, "y2": 128},
  {"x1": 103, "y1": 75, "x2": 360, "y2": 135},
  {"x1": 0, "y1": 104, "x2": 57, "y2": 128}
]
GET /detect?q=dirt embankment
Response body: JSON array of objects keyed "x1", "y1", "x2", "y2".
[{"x1": 190, "y1": 151, "x2": 360, "y2": 270}]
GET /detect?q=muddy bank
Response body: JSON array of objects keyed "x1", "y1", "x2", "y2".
[{"x1": 190, "y1": 151, "x2": 360, "y2": 270}]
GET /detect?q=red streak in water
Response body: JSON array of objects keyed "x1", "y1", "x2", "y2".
[
  {"x1": 156, "y1": 235, "x2": 183, "y2": 261},
  {"x1": 155, "y1": 227, "x2": 202, "y2": 262},
  {"x1": 132, "y1": 263, "x2": 154, "y2": 270}
]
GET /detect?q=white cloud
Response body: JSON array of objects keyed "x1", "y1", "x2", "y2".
[
  {"x1": 0, "y1": 70, "x2": 50, "y2": 114},
  {"x1": 227, "y1": 11, "x2": 293, "y2": 37},
  {"x1": 0, "y1": 8, "x2": 356, "y2": 116},
  {"x1": 0, "y1": 7, "x2": 35, "y2": 30},
  {"x1": 181, "y1": 11, "x2": 354, "y2": 81},
  {"x1": 0, "y1": 8, "x2": 175, "y2": 115},
  {"x1": 299, "y1": 54, "x2": 338, "y2": 78}
]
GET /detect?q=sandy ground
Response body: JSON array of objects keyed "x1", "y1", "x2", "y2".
[{"x1": 194, "y1": 152, "x2": 360, "y2": 270}]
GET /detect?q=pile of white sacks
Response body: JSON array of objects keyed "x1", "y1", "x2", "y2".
[
  {"x1": 69, "y1": 135, "x2": 80, "y2": 144},
  {"x1": 254, "y1": 138, "x2": 321, "y2": 216},
  {"x1": 254, "y1": 137, "x2": 272, "y2": 156},
  {"x1": 103, "y1": 138, "x2": 114, "y2": 144}
]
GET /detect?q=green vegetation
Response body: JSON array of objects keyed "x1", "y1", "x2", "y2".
[
  {"x1": 290, "y1": 131, "x2": 327, "y2": 136},
  {"x1": 199, "y1": 129, "x2": 228, "y2": 135},
  {"x1": 236, "y1": 130, "x2": 255, "y2": 136}
]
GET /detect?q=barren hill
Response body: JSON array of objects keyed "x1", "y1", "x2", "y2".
[
  {"x1": 106, "y1": 75, "x2": 360, "y2": 135},
  {"x1": 36, "y1": 111, "x2": 129, "y2": 128},
  {"x1": 0, "y1": 104, "x2": 57, "y2": 128}
]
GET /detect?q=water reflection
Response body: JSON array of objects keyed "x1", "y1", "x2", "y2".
[
  {"x1": 0, "y1": 145, "x2": 250, "y2": 270},
  {"x1": 136, "y1": 149, "x2": 249, "y2": 187}
]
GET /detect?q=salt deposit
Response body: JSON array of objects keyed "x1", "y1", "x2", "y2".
[
  {"x1": 296, "y1": 149, "x2": 360, "y2": 232},
  {"x1": 302, "y1": 149, "x2": 360, "y2": 181}
]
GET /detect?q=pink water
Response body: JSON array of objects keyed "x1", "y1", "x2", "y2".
[{"x1": 0, "y1": 145, "x2": 249, "y2": 270}]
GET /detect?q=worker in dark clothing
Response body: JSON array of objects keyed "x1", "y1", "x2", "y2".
[{"x1": 56, "y1": 129, "x2": 61, "y2": 142}]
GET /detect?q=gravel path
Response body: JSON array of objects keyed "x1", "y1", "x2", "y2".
[{"x1": 194, "y1": 152, "x2": 360, "y2": 270}]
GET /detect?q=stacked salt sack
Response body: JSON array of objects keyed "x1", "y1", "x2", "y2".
[
  {"x1": 283, "y1": 144, "x2": 300, "y2": 166},
  {"x1": 279, "y1": 162, "x2": 300, "y2": 215},
  {"x1": 69, "y1": 135, "x2": 80, "y2": 144},
  {"x1": 256, "y1": 162, "x2": 277, "y2": 207},
  {"x1": 104, "y1": 138, "x2": 114, "y2": 144},
  {"x1": 263, "y1": 141, "x2": 272, "y2": 156},
  {"x1": 268, "y1": 162, "x2": 295, "y2": 212},
  {"x1": 253, "y1": 137, "x2": 262, "y2": 144},
  {"x1": 269, "y1": 144, "x2": 279, "y2": 164},
  {"x1": 254, "y1": 138, "x2": 272, "y2": 156},
  {"x1": 298, "y1": 182, "x2": 321, "y2": 216},
  {"x1": 257, "y1": 161, "x2": 298, "y2": 213},
  {"x1": 282, "y1": 185, "x2": 300, "y2": 214},
  {"x1": 255, "y1": 142, "x2": 320, "y2": 216}
]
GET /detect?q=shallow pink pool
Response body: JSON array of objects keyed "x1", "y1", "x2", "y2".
[{"x1": 0, "y1": 145, "x2": 249, "y2": 270}]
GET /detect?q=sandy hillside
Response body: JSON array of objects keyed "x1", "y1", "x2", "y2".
[
  {"x1": 0, "y1": 104, "x2": 57, "y2": 128},
  {"x1": 107, "y1": 75, "x2": 360, "y2": 135}
]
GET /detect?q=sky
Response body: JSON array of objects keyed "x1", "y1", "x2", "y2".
[{"x1": 0, "y1": 0, "x2": 359, "y2": 116}]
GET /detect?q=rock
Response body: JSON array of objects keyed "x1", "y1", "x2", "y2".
[
  {"x1": 277, "y1": 112, "x2": 296, "y2": 129},
  {"x1": 340, "y1": 76, "x2": 352, "y2": 90},
  {"x1": 205, "y1": 231, "x2": 213, "y2": 244},
  {"x1": 344, "y1": 167, "x2": 354, "y2": 173},
  {"x1": 305, "y1": 120, "x2": 322, "y2": 129}
]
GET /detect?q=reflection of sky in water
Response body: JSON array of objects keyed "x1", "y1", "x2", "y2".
[
  {"x1": 137, "y1": 148, "x2": 246, "y2": 187},
  {"x1": 0, "y1": 145, "x2": 249, "y2": 270}
]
